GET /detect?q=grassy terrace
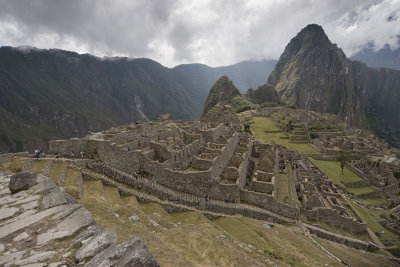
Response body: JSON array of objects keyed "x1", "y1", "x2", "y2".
[
  {"x1": 306, "y1": 219, "x2": 371, "y2": 242},
  {"x1": 250, "y1": 117, "x2": 319, "y2": 154},
  {"x1": 314, "y1": 237, "x2": 395, "y2": 267},
  {"x1": 0, "y1": 157, "x2": 29, "y2": 173},
  {"x1": 309, "y1": 158, "x2": 376, "y2": 195},
  {"x1": 348, "y1": 200, "x2": 399, "y2": 242}
]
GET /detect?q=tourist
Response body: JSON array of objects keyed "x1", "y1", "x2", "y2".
[
  {"x1": 205, "y1": 194, "x2": 209, "y2": 201},
  {"x1": 134, "y1": 171, "x2": 138, "y2": 179},
  {"x1": 225, "y1": 196, "x2": 229, "y2": 203},
  {"x1": 80, "y1": 151, "x2": 84, "y2": 159},
  {"x1": 71, "y1": 151, "x2": 75, "y2": 160}
]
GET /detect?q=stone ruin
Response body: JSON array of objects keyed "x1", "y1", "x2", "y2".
[
  {"x1": 49, "y1": 112, "x2": 299, "y2": 220},
  {"x1": 47, "y1": 110, "x2": 383, "y2": 234}
]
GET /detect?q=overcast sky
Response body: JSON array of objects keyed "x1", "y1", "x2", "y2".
[{"x1": 0, "y1": 0, "x2": 399, "y2": 67}]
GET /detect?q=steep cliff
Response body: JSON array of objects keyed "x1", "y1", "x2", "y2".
[
  {"x1": 268, "y1": 24, "x2": 366, "y2": 128},
  {"x1": 268, "y1": 24, "x2": 400, "y2": 147}
]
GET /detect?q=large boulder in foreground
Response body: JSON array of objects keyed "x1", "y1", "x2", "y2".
[
  {"x1": 9, "y1": 171, "x2": 37, "y2": 193},
  {"x1": 85, "y1": 237, "x2": 160, "y2": 267}
]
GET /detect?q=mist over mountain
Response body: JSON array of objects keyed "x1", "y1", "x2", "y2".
[{"x1": 351, "y1": 44, "x2": 400, "y2": 70}]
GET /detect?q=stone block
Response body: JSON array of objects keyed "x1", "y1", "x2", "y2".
[{"x1": 9, "y1": 172, "x2": 37, "y2": 194}]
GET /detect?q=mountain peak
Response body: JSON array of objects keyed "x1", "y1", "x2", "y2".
[
  {"x1": 267, "y1": 24, "x2": 365, "y2": 128},
  {"x1": 201, "y1": 76, "x2": 242, "y2": 117}
]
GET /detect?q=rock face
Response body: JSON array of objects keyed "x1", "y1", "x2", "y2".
[
  {"x1": 268, "y1": 24, "x2": 366, "y2": 128},
  {"x1": 85, "y1": 237, "x2": 160, "y2": 267},
  {"x1": 0, "y1": 170, "x2": 158, "y2": 266},
  {"x1": 8, "y1": 171, "x2": 37, "y2": 193},
  {"x1": 268, "y1": 24, "x2": 400, "y2": 147}
]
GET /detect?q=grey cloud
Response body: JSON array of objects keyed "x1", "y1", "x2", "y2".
[{"x1": 0, "y1": 0, "x2": 398, "y2": 67}]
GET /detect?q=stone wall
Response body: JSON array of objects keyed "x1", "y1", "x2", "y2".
[
  {"x1": 49, "y1": 138, "x2": 90, "y2": 156},
  {"x1": 306, "y1": 225, "x2": 379, "y2": 252},
  {"x1": 199, "y1": 123, "x2": 225, "y2": 143},
  {"x1": 304, "y1": 207, "x2": 367, "y2": 233},
  {"x1": 343, "y1": 180, "x2": 370, "y2": 188},
  {"x1": 252, "y1": 179, "x2": 274, "y2": 194},
  {"x1": 108, "y1": 122, "x2": 167, "y2": 144},
  {"x1": 345, "y1": 163, "x2": 365, "y2": 178},
  {"x1": 191, "y1": 157, "x2": 213, "y2": 170},
  {"x1": 239, "y1": 189, "x2": 299, "y2": 219},
  {"x1": 210, "y1": 183, "x2": 239, "y2": 201},
  {"x1": 237, "y1": 144, "x2": 252, "y2": 187},
  {"x1": 209, "y1": 133, "x2": 240, "y2": 179}
]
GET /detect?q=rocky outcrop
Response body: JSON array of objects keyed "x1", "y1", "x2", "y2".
[
  {"x1": 0, "y1": 170, "x2": 158, "y2": 266},
  {"x1": 8, "y1": 171, "x2": 38, "y2": 193},
  {"x1": 202, "y1": 76, "x2": 244, "y2": 116},
  {"x1": 85, "y1": 237, "x2": 160, "y2": 267}
]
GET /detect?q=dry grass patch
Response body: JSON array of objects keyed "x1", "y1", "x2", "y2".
[
  {"x1": 0, "y1": 157, "x2": 29, "y2": 173},
  {"x1": 62, "y1": 168, "x2": 81, "y2": 199},
  {"x1": 47, "y1": 162, "x2": 67, "y2": 184},
  {"x1": 213, "y1": 216, "x2": 341, "y2": 267},
  {"x1": 30, "y1": 159, "x2": 51, "y2": 173},
  {"x1": 314, "y1": 237, "x2": 397, "y2": 267}
]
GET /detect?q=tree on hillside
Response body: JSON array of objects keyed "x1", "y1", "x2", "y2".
[{"x1": 336, "y1": 150, "x2": 351, "y2": 174}]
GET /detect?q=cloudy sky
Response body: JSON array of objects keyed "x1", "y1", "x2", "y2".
[{"x1": 0, "y1": 0, "x2": 399, "y2": 67}]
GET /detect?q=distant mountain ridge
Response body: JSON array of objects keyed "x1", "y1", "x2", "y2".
[
  {"x1": 0, "y1": 46, "x2": 274, "y2": 152},
  {"x1": 351, "y1": 44, "x2": 400, "y2": 70},
  {"x1": 267, "y1": 24, "x2": 400, "y2": 147}
]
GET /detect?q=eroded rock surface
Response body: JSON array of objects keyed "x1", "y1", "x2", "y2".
[
  {"x1": 0, "y1": 170, "x2": 158, "y2": 266},
  {"x1": 8, "y1": 171, "x2": 37, "y2": 193}
]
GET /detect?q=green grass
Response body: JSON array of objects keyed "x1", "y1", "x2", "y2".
[
  {"x1": 251, "y1": 117, "x2": 319, "y2": 154},
  {"x1": 286, "y1": 164, "x2": 298, "y2": 207},
  {"x1": 361, "y1": 197, "x2": 386, "y2": 205},
  {"x1": 276, "y1": 173, "x2": 289, "y2": 203},
  {"x1": 309, "y1": 158, "x2": 377, "y2": 196},
  {"x1": 347, "y1": 186, "x2": 376, "y2": 195},
  {"x1": 349, "y1": 200, "x2": 399, "y2": 241},
  {"x1": 309, "y1": 158, "x2": 362, "y2": 184},
  {"x1": 251, "y1": 117, "x2": 280, "y2": 131}
]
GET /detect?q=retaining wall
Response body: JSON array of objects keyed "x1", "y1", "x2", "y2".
[
  {"x1": 240, "y1": 189, "x2": 299, "y2": 219},
  {"x1": 306, "y1": 225, "x2": 379, "y2": 251}
]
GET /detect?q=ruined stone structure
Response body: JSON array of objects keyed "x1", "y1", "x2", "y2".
[
  {"x1": 49, "y1": 113, "x2": 300, "y2": 220},
  {"x1": 43, "y1": 104, "x2": 400, "y2": 255}
]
